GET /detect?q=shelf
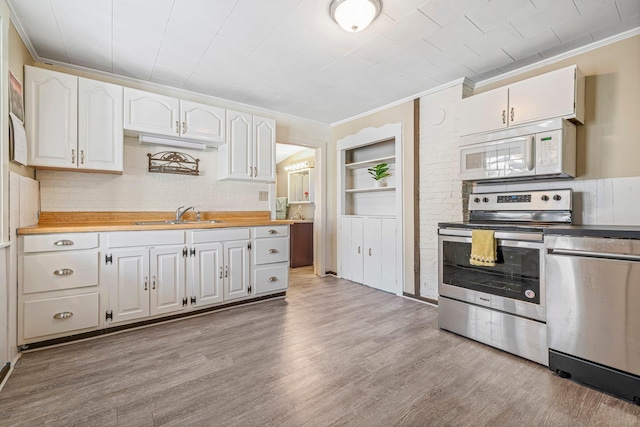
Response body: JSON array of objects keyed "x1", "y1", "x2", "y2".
[
  {"x1": 345, "y1": 186, "x2": 396, "y2": 194},
  {"x1": 345, "y1": 155, "x2": 395, "y2": 170}
]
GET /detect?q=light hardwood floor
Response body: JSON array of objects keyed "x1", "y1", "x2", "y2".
[{"x1": 1, "y1": 267, "x2": 639, "y2": 426}]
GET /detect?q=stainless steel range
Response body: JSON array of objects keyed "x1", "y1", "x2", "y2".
[{"x1": 437, "y1": 189, "x2": 572, "y2": 366}]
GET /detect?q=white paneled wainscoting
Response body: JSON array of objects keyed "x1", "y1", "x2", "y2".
[{"x1": 37, "y1": 138, "x2": 270, "y2": 212}]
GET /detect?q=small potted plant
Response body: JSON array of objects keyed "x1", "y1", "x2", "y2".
[{"x1": 368, "y1": 163, "x2": 390, "y2": 187}]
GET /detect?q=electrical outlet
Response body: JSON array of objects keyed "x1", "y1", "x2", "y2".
[{"x1": 258, "y1": 191, "x2": 268, "y2": 201}]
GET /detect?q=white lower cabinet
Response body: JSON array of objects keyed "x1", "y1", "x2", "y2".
[
  {"x1": 18, "y1": 232, "x2": 102, "y2": 345},
  {"x1": 252, "y1": 226, "x2": 290, "y2": 295},
  {"x1": 189, "y1": 229, "x2": 251, "y2": 306},
  {"x1": 340, "y1": 216, "x2": 397, "y2": 294}
]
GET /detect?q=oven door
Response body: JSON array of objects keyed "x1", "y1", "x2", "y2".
[{"x1": 438, "y1": 230, "x2": 545, "y2": 322}]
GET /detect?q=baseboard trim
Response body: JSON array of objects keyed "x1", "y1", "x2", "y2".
[
  {"x1": 0, "y1": 362, "x2": 10, "y2": 384},
  {"x1": 21, "y1": 292, "x2": 286, "y2": 351},
  {"x1": 403, "y1": 292, "x2": 438, "y2": 306}
]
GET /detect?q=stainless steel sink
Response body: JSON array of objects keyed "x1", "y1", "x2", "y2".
[{"x1": 135, "y1": 220, "x2": 221, "y2": 226}]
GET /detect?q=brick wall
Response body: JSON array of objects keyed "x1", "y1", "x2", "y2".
[{"x1": 38, "y1": 138, "x2": 269, "y2": 212}]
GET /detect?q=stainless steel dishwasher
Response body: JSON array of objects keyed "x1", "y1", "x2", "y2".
[{"x1": 546, "y1": 231, "x2": 640, "y2": 404}]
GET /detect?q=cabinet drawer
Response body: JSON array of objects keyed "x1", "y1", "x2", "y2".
[
  {"x1": 254, "y1": 226, "x2": 288, "y2": 238},
  {"x1": 23, "y1": 251, "x2": 99, "y2": 294},
  {"x1": 23, "y1": 233, "x2": 99, "y2": 253},
  {"x1": 254, "y1": 264, "x2": 289, "y2": 295},
  {"x1": 192, "y1": 228, "x2": 250, "y2": 244},
  {"x1": 254, "y1": 237, "x2": 289, "y2": 265},
  {"x1": 23, "y1": 293, "x2": 100, "y2": 340},
  {"x1": 108, "y1": 230, "x2": 185, "y2": 248}
]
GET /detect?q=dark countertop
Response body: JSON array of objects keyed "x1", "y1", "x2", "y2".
[{"x1": 544, "y1": 225, "x2": 640, "y2": 239}]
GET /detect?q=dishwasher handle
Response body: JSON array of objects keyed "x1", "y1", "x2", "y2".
[{"x1": 548, "y1": 248, "x2": 640, "y2": 263}]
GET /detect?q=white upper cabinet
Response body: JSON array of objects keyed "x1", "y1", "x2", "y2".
[
  {"x1": 123, "y1": 88, "x2": 180, "y2": 137},
  {"x1": 25, "y1": 66, "x2": 123, "y2": 172},
  {"x1": 458, "y1": 65, "x2": 584, "y2": 136},
  {"x1": 253, "y1": 115, "x2": 277, "y2": 182},
  {"x1": 218, "y1": 111, "x2": 276, "y2": 183},
  {"x1": 25, "y1": 66, "x2": 78, "y2": 168},
  {"x1": 78, "y1": 78, "x2": 123, "y2": 172},
  {"x1": 180, "y1": 100, "x2": 225, "y2": 144},
  {"x1": 123, "y1": 88, "x2": 226, "y2": 146}
]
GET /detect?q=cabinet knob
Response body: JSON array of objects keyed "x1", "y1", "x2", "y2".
[
  {"x1": 80, "y1": 150, "x2": 85, "y2": 165},
  {"x1": 144, "y1": 276, "x2": 148, "y2": 291},
  {"x1": 219, "y1": 266, "x2": 223, "y2": 279},
  {"x1": 358, "y1": 246, "x2": 361, "y2": 254},
  {"x1": 268, "y1": 229, "x2": 277, "y2": 234},
  {"x1": 152, "y1": 275, "x2": 156, "y2": 290},
  {"x1": 182, "y1": 121, "x2": 187, "y2": 133},
  {"x1": 267, "y1": 277, "x2": 278, "y2": 282},
  {"x1": 368, "y1": 248, "x2": 372, "y2": 256},
  {"x1": 268, "y1": 249, "x2": 278, "y2": 254},
  {"x1": 53, "y1": 268, "x2": 74, "y2": 276},
  {"x1": 54, "y1": 240, "x2": 74, "y2": 246},
  {"x1": 510, "y1": 107, "x2": 515, "y2": 121},
  {"x1": 175, "y1": 120, "x2": 179, "y2": 134},
  {"x1": 53, "y1": 311, "x2": 73, "y2": 320},
  {"x1": 502, "y1": 110, "x2": 506, "y2": 124},
  {"x1": 225, "y1": 266, "x2": 229, "y2": 278}
]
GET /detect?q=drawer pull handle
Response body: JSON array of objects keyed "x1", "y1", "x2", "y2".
[
  {"x1": 268, "y1": 229, "x2": 277, "y2": 234},
  {"x1": 267, "y1": 277, "x2": 278, "y2": 282},
  {"x1": 53, "y1": 268, "x2": 74, "y2": 276},
  {"x1": 53, "y1": 312, "x2": 73, "y2": 320},
  {"x1": 268, "y1": 249, "x2": 278, "y2": 254},
  {"x1": 54, "y1": 240, "x2": 74, "y2": 246}
]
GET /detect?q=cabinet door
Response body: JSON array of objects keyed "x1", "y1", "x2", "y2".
[
  {"x1": 25, "y1": 66, "x2": 78, "y2": 168},
  {"x1": 225, "y1": 110, "x2": 253, "y2": 180},
  {"x1": 150, "y1": 245, "x2": 186, "y2": 316},
  {"x1": 379, "y1": 218, "x2": 397, "y2": 294},
  {"x1": 123, "y1": 87, "x2": 180, "y2": 137},
  {"x1": 180, "y1": 100, "x2": 225, "y2": 145},
  {"x1": 253, "y1": 115, "x2": 276, "y2": 182},
  {"x1": 350, "y1": 217, "x2": 364, "y2": 284},
  {"x1": 458, "y1": 87, "x2": 508, "y2": 136},
  {"x1": 192, "y1": 242, "x2": 223, "y2": 307},
  {"x1": 363, "y1": 218, "x2": 382, "y2": 290},
  {"x1": 223, "y1": 240, "x2": 250, "y2": 301},
  {"x1": 508, "y1": 66, "x2": 576, "y2": 126},
  {"x1": 108, "y1": 248, "x2": 150, "y2": 324},
  {"x1": 78, "y1": 78, "x2": 123, "y2": 172},
  {"x1": 340, "y1": 217, "x2": 353, "y2": 281}
]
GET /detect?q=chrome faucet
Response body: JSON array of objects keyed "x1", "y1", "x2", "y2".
[{"x1": 175, "y1": 206, "x2": 194, "y2": 221}]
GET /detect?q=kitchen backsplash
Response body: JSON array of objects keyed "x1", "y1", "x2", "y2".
[
  {"x1": 474, "y1": 176, "x2": 640, "y2": 226},
  {"x1": 37, "y1": 138, "x2": 270, "y2": 212}
]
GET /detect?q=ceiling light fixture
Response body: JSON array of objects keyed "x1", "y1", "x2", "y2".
[{"x1": 330, "y1": 0, "x2": 381, "y2": 33}]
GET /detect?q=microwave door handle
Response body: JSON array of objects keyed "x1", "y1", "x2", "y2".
[{"x1": 526, "y1": 135, "x2": 535, "y2": 171}]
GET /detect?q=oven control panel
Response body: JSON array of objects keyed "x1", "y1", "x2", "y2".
[{"x1": 469, "y1": 189, "x2": 572, "y2": 211}]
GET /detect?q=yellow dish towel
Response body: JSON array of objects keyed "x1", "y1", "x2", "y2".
[{"x1": 470, "y1": 230, "x2": 497, "y2": 267}]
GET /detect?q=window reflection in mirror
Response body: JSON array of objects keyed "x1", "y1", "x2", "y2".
[{"x1": 288, "y1": 168, "x2": 314, "y2": 203}]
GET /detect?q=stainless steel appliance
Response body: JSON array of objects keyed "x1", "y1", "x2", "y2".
[
  {"x1": 546, "y1": 232, "x2": 640, "y2": 404},
  {"x1": 438, "y1": 189, "x2": 572, "y2": 366},
  {"x1": 459, "y1": 118, "x2": 576, "y2": 182}
]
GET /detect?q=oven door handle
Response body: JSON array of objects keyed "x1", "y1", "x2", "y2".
[{"x1": 440, "y1": 228, "x2": 543, "y2": 242}]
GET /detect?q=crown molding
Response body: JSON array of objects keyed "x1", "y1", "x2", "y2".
[{"x1": 8, "y1": 6, "x2": 40, "y2": 65}]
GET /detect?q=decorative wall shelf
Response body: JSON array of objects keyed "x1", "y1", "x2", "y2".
[
  {"x1": 345, "y1": 186, "x2": 396, "y2": 193},
  {"x1": 345, "y1": 155, "x2": 395, "y2": 170},
  {"x1": 147, "y1": 151, "x2": 200, "y2": 176}
]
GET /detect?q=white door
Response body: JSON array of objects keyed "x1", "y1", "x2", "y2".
[
  {"x1": 192, "y1": 242, "x2": 224, "y2": 307},
  {"x1": 379, "y1": 218, "x2": 397, "y2": 294},
  {"x1": 180, "y1": 100, "x2": 225, "y2": 144},
  {"x1": 78, "y1": 78, "x2": 123, "y2": 172},
  {"x1": 363, "y1": 218, "x2": 382, "y2": 290},
  {"x1": 350, "y1": 217, "x2": 364, "y2": 284},
  {"x1": 108, "y1": 248, "x2": 149, "y2": 324},
  {"x1": 223, "y1": 241, "x2": 250, "y2": 301},
  {"x1": 123, "y1": 87, "x2": 180, "y2": 137},
  {"x1": 508, "y1": 67, "x2": 576, "y2": 126},
  {"x1": 458, "y1": 87, "x2": 508, "y2": 136},
  {"x1": 25, "y1": 66, "x2": 78, "y2": 168},
  {"x1": 253, "y1": 115, "x2": 276, "y2": 182},
  {"x1": 225, "y1": 110, "x2": 253, "y2": 180},
  {"x1": 150, "y1": 245, "x2": 186, "y2": 316}
]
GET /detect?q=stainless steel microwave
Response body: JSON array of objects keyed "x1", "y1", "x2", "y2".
[{"x1": 458, "y1": 118, "x2": 576, "y2": 182}]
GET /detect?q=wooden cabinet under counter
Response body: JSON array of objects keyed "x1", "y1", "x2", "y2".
[{"x1": 290, "y1": 222, "x2": 313, "y2": 268}]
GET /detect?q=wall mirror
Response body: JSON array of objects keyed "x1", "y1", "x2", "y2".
[{"x1": 288, "y1": 168, "x2": 314, "y2": 203}]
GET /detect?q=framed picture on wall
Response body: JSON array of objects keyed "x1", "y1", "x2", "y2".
[{"x1": 9, "y1": 69, "x2": 24, "y2": 123}]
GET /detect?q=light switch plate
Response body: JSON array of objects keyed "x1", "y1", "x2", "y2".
[{"x1": 258, "y1": 191, "x2": 268, "y2": 201}]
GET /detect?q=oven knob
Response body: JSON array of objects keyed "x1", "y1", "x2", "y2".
[
  {"x1": 541, "y1": 195, "x2": 549, "y2": 201},
  {"x1": 474, "y1": 197, "x2": 480, "y2": 203},
  {"x1": 482, "y1": 197, "x2": 489, "y2": 203},
  {"x1": 525, "y1": 289, "x2": 536, "y2": 299},
  {"x1": 553, "y1": 194, "x2": 562, "y2": 201}
]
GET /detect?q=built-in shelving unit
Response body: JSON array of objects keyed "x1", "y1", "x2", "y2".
[{"x1": 336, "y1": 123, "x2": 403, "y2": 296}]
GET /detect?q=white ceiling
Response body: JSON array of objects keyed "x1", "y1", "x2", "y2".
[
  {"x1": 275, "y1": 143, "x2": 311, "y2": 165},
  {"x1": 8, "y1": 0, "x2": 640, "y2": 124}
]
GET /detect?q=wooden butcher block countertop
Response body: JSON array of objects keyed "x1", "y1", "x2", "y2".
[{"x1": 18, "y1": 211, "x2": 292, "y2": 235}]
